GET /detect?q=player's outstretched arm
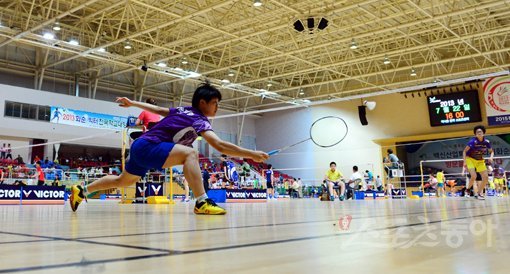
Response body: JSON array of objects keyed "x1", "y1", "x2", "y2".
[
  {"x1": 116, "y1": 97, "x2": 169, "y2": 116},
  {"x1": 201, "y1": 131, "x2": 268, "y2": 162}
]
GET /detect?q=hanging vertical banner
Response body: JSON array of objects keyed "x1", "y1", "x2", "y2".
[
  {"x1": 50, "y1": 106, "x2": 127, "y2": 130},
  {"x1": 484, "y1": 75, "x2": 510, "y2": 126}
]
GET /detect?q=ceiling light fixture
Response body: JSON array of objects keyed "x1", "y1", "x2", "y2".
[
  {"x1": 410, "y1": 68, "x2": 417, "y2": 76},
  {"x1": 253, "y1": 0, "x2": 262, "y2": 7},
  {"x1": 350, "y1": 39, "x2": 358, "y2": 50},
  {"x1": 68, "y1": 39, "x2": 79, "y2": 46},
  {"x1": 52, "y1": 22, "x2": 61, "y2": 31},
  {"x1": 157, "y1": 62, "x2": 167, "y2": 68},
  {"x1": 181, "y1": 57, "x2": 188, "y2": 65},
  {"x1": 124, "y1": 40, "x2": 132, "y2": 49},
  {"x1": 43, "y1": 32, "x2": 55, "y2": 40},
  {"x1": 97, "y1": 47, "x2": 106, "y2": 52},
  {"x1": 383, "y1": 55, "x2": 391, "y2": 65}
]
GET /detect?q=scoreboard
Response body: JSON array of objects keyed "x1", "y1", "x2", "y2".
[{"x1": 427, "y1": 90, "x2": 482, "y2": 127}]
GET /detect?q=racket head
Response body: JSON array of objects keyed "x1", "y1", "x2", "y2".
[{"x1": 309, "y1": 116, "x2": 348, "y2": 148}]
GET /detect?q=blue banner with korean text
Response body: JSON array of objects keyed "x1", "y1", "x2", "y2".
[{"x1": 50, "y1": 106, "x2": 127, "y2": 130}]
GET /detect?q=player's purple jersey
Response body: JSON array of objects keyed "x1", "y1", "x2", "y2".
[
  {"x1": 494, "y1": 167, "x2": 505, "y2": 179},
  {"x1": 140, "y1": 106, "x2": 212, "y2": 147},
  {"x1": 466, "y1": 137, "x2": 492, "y2": 160}
]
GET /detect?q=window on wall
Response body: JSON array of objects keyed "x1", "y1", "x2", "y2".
[
  {"x1": 37, "y1": 105, "x2": 50, "y2": 121},
  {"x1": 4, "y1": 101, "x2": 50, "y2": 122}
]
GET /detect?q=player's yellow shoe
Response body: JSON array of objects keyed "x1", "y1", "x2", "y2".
[
  {"x1": 194, "y1": 198, "x2": 226, "y2": 215},
  {"x1": 69, "y1": 185, "x2": 86, "y2": 212}
]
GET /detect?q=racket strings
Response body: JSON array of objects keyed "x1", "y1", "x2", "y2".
[{"x1": 309, "y1": 116, "x2": 348, "y2": 147}]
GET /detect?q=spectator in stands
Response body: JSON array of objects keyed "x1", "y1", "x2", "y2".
[
  {"x1": 365, "y1": 170, "x2": 374, "y2": 189},
  {"x1": 290, "y1": 178, "x2": 300, "y2": 198},
  {"x1": 34, "y1": 161, "x2": 45, "y2": 186},
  {"x1": 202, "y1": 168, "x2": 211, "y2": 192},
  {"x1": 136, "y1": 98, "x2": 162, "y2": 132},
  {"x1": 240, "y1": 159, "x2": 251, "y2": 184},
  {"x1": 0, "y1": 168, "x2": 4, "y2": 184},
  {"x1": 52, "y1": 175, "x2": 60, "y2": 186},
  {"x1": 96, "y1": 167, "x2": 103, "y2": 176},
  {"x1": 44, "y1": 157, "x2": 49, "y2": 166},
  {"x1": 33, "y1": 155, "x2": 40, "y2": 165},
  {"x1": 5, "y1": 144, "x2": 12, "y2": 160},
  {"x1": 375, "y1": 175, "x2": 383, "y2": 191},
  {"x1": 0, "y1": 143, "x2": 6, "y2": 159},
  {"x1": 16, "y1": 155, "x2": 24, "y2": 164}
]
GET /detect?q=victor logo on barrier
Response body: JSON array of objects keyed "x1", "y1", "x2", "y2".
[
  {"x1": 137, "y1": 186, "x2": 147, "y2": 193},
  {"x1": 0, "y1": 189, "x2": 21, "y2": 198},
  {"x1": 0, "y1": 186, "x2": 65, "y2": 200},
  {"x1": 230, "y1": 192, "x2": 246, "y2": 198},
  {"x1": 150, "y1": 185, "x2": 162, "y2": 195},
  {"x1": 248, "y1": 192, "x2": 267, "y2": 199}
]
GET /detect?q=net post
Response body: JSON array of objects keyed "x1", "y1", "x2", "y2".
[
  {"x1": 121, "y1": 128, "x2": 127, "y2": 203},
  {"x1": 169, "y1": 167, "x2": 174, "y2": 204},
  {"x1": 420, "y1": 160, "x2": 424, "y2": 191}
]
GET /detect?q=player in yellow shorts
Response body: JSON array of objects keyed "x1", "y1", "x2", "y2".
[
  {"x1": 462, "y1": 125, "x2": 494, "y2": 200},
  {"x1": 493, "y1": 164, "x2": 506, "y2": 197},
  {"x1": 436, "y1": 169, "x2": 445, "y2": 197}
]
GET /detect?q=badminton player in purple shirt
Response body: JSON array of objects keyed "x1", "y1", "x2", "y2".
[
  {"x1": 462, "y1": 125, "x2": 494, "y2": 200},
  {"x1": 69, "y1": 82, "x2": 269, "y2": 214}
]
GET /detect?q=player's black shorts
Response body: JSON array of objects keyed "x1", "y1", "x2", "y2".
[{"x1": 266, "y1": 181, "x2": 273, "y2": 189}]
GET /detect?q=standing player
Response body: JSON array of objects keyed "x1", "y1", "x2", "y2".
[
  {"x1": 324, "y1": 161, "x2": 345, "y2": 201},
  {"x1": 221, "y1": 154, "x2": 239, "y2": 188},
  {"x1": 136, "y1": 98, "x2": 161, "y2": 132},
  {"x1": 69, "y1": 82, "x2": 269, "y2": 215},
  {"x1": 493, "y1": 164, "x2": 506, "y2": 197},
  {"x1": 436, "y1": 169, "x2": 445, "y2": 197},
  {"x1": 265, "y1": 164, "x2": 275, "y2": 200},
  {"x1": 462, "y1": 125, "x2": 494, "y2": 200}
]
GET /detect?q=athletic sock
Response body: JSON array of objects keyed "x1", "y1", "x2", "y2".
[
  {"x1": 83, "y1": 185, "x2": 89, "y2": 195},
  {"x1": 196, "y1": 193, "x2": 208, "y2": 203}
]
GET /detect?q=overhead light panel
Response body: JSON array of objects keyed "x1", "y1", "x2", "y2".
[
  {"x1": 410, "y1": 68, "x2": 417, "y2": 77},
  {"x1": 221, "y1": 79, "x2": 231, "y2": 84},
  {"x1": 299, "y1": 89, "x2": 305, "y2": 95},
  {"x1": 253, "y1": 0, "x2": 262, "y2": 7},
  {"x1": 52, "y1": 22, "x2": 61, "y2": 31},
  {"x1": 68, "y1": 39, "x2": 79, "y2": 46},
  {"x1": 97, "y1": 47, "x2": 106, "y2": 52},
  {"x1": 43, "y1": 32, "x2": 55, "y2": 40},
  {"x1": 228, "y1": 70, "x2": 235, "y2": 77},
  {"x1": 157, "y1": 62, "x2": 167, "y2": 68},
  {"x1": 181, "y1": 57, "x2": 188, "y2": 65},
  {"x1": 267, "y1": 83, "x2": 272, "y2": 87},
  {"x1": 124, "y1": 40, "x2": 132, "y2": 49},
  {"x1": 383, "y1": 55, "x2": 391, "y2": 65},
  {"x1": 350, "y1": 39, "x2": 358, "y2": 50}
]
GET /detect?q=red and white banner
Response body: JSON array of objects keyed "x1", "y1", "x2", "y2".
[{"x1": 484, "y1": 75, "x2": 510, "y2": 125}]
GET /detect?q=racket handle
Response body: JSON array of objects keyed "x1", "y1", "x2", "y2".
[{"x1": 268, "y1": 149, "x2": 280, "y2": 156}]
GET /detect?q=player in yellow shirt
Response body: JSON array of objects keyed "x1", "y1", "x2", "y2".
[
  {"x1": 324, "y1": 162, "x2": 345, "y2": 201},
  {"x1": 436, "y1": 169, "x2": 445, "y2": 197}
]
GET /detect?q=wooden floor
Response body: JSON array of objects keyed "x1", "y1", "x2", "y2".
[{"x1": 1, "y1": 197, "x2": 510, "y2": 274}]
